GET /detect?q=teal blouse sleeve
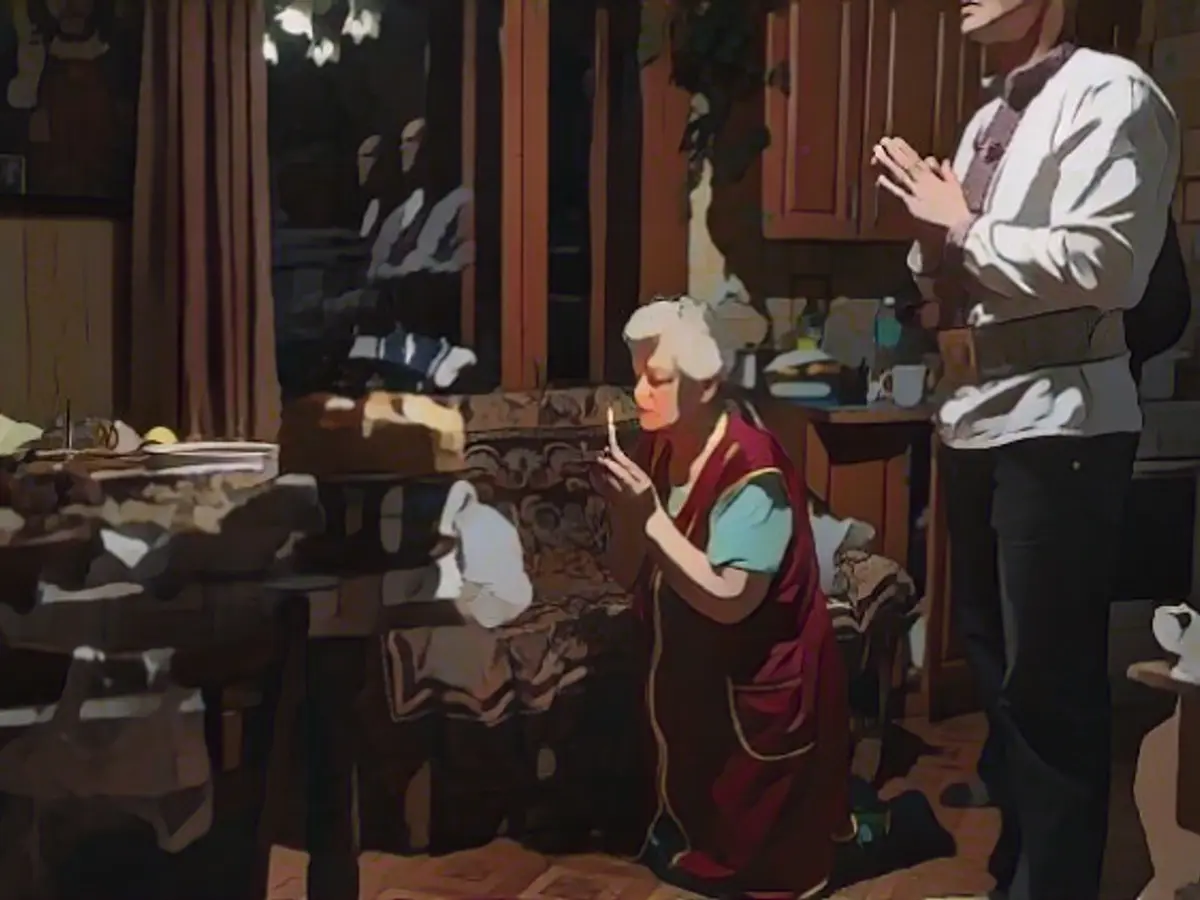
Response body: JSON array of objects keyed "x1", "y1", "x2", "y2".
[{"x1": 706, "y1": 472, "x2": 794, "y2": 574}]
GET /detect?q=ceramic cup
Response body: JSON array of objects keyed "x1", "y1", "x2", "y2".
[
  {"x1": 878, "y1": 364, "x2": 928, "y2": 408},
  {"x1": 1152, "y1": 602, "x2": 1200, "y2": 685}
]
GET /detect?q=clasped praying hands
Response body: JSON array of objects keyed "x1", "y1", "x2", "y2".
[{"x1": 871, "y1": 137, "x2": 973, "y2": 232}]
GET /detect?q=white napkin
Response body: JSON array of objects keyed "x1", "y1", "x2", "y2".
[{"x1": 441, "y1": 481, "x2": 533, "y2": 628}]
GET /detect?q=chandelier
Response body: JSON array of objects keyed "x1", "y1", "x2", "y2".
[{"x1": 264, "y1": 0, "x2": 382, "y2": 66}]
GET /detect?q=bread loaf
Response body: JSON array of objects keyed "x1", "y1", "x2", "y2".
[{"x1": 279, "y1": 392, "x2": 466, "y2": 477}]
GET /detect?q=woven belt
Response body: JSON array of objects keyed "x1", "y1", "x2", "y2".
[{"x1": 938, "y1": 307, "x2": 1126, "y2": 384}]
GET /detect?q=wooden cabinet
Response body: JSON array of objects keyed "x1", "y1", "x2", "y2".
[
  {"x1": 763, "y1": 0, "x2": 982, "y2": 242},
  {"x1": 858, "y1": 0, "x2": 984, "y2": 239},
  {"x1": 756, "y1": 397, "x2": 933, "y2": 575},
  {"x1": 762, "y1": 0, "x2": 868, "y2": 240},
  {"x1": 761, "y1": 0, "x2": 1145, "y2": 244},
  {"x1": 1070, "y1": 0, "x2": 1142, "y2": 58}
]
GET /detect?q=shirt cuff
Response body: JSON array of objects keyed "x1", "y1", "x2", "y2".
[{"x1": 943, "y1": 215, "x2": 979, "y2": 273}]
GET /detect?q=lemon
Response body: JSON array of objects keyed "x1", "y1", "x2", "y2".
[{"x1": 143, "y1": 426, "x2": 179, "y2": 445}]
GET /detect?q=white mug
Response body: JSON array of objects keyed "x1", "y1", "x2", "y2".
[
  {"x1": 1152, "y1": 602, "x2": 1200, "y2": 685},
  {"x1": 878, "y1": 364, "x2": 928, "y2": 408}
]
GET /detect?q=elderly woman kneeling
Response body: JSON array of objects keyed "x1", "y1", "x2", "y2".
[{"x1": 596, "y1": 295, "x2": 852, "y2": 899}]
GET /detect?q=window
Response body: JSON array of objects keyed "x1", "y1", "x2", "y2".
[
  {"x1": 267, "y1": 0, "x2": 681, "y2": 395},
  {"x1": 268, "y1": 0, "x2": 503, "y2": 395}
]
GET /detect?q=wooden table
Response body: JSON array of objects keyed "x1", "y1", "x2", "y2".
[
  {"x1": 0, "y1": 462, "x2": 438, "y2": 900},
  {"x1": 754, "y1": 398, "x2": 935, "y2": 569},
  {"x1": 1127, "y1": 660, "x2": 1200, "y2": 834},
  {"x1": 0, "y1": 464, "x2": 326, "y2": 896}
]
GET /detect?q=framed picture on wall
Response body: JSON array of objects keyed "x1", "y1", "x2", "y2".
[{"x1": 0, "y1": 0, "x2": 143, "y2": 216}]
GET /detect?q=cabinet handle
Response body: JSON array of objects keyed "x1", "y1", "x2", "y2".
[
  {"x1": 849, "y1": 181, "x2": 860, "y2": 229},
  {"x1": 872, "y1": 184, "x2": 880, "y2": 225}
]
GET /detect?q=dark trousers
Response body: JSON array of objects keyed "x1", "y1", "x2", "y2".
[{"x1": 942, "y1": 432, "x2": 1138, "y2": 900}]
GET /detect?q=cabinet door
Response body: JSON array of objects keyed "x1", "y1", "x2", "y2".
[
  {"x1": 1071, "y1": 0, "x2": 1143, "y2": 58},
  {"x1": 762, "y1": 0, "x2": 869, "y2": 240},
  {"x1": 859, "y1": 0, "x2": 984, "y2": 240}
]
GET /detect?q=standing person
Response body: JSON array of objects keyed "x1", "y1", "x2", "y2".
[{"x1": 871, "y1": 1, "x2": 1179, "y2": 899}]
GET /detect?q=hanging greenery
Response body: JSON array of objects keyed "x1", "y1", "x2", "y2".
[
  {"x1": 265, "y1": 0, "x2": 778, "y2": 188},
  {"x1": 264, "y1": 0, "x2": 382, "y2": 66},
  {"x1": 639, "y1": 0, "x2": 787, "y2": 188}
]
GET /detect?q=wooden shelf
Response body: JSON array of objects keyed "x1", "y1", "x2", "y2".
[
  {"x1": 1127, "y1": 659, "x2": 1200, "y2": 696},
  {"x1": 1129, "y1": 658, "x2": 1200, "y2": 836}
]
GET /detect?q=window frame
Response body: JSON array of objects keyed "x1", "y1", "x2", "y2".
[
  {"x1": 494, "y1": 0, "x2": 688, "y2": 390},
  {"x1": 269, "y1": 0, "x2": 688, "y2": 394}
]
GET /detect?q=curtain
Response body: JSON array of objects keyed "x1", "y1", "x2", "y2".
[{"x1": 128, "y1": 0, "x2": 279, "y2": 439}]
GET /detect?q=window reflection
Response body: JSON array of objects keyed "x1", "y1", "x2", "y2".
[{"x1": 268, "y1": 0, "x2": 502, "y2": 398}]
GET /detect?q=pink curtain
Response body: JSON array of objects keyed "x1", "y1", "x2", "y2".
[{"x1": 128, "y1": 0, "x2": 279, "y2": 439}]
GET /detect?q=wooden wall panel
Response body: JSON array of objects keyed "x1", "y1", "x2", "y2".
[
  {"x1": 638, "y1": 0, "x2": 690, "y2": 302},
  {"x1": 589, "y1": 5, "x2": 611, "y2": 384},
  {"x1": 0, "y1": 217, "x2": 125, "y2": 426},
  {"x1": 500, "y1": 0, "x2": 550, "y2": 390}
]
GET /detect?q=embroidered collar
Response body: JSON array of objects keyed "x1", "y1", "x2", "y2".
[{"x1": 982, "y1": 43, "x2": 1077, "y2": 111}]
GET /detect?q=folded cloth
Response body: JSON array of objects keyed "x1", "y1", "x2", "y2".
[
  {"x1": 369, "y1": 481, "x2": 532, "y2": 628},
  {"x1": 0, "y1": 414, "x2": 43, "y2": 456},
  {"x1": 441, "y1": 480, "x2": 533, "y2": 628},
  {"x1": 808, "y1": 504, "x2": 875, "y2": 596}
]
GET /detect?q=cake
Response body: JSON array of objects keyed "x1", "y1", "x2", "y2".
[{"x1": 278, "y1": 391, "x2": 466, "y2": 478}]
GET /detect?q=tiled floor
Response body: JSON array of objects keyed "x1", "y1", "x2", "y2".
[{"x1": 266, "y1": 707, "x2": 1168, "y2": 900}]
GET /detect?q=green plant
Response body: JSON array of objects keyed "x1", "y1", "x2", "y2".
[{"x1": 640, "y1": 0, "x2": 787, "y2": 188}]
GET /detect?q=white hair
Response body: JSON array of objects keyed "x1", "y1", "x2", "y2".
[{"x1": 622, "y1": 295, "x2": 733, "y2": 382}]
